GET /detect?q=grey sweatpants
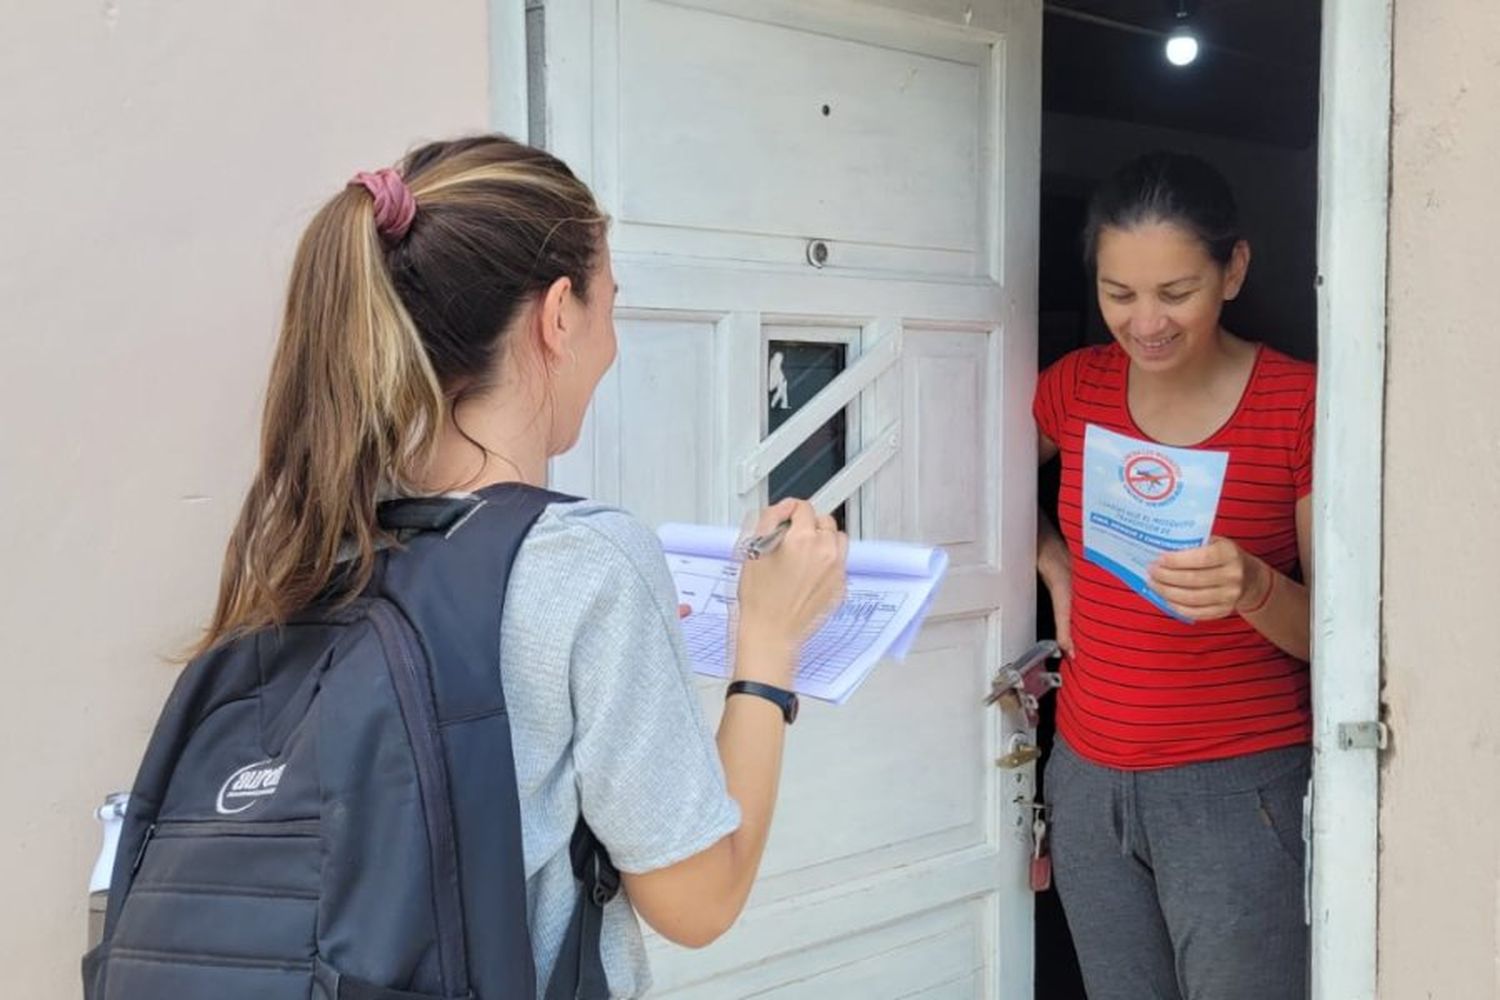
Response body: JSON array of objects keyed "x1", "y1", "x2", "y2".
[{"x1": 1045, "y1": 737, "x2": 1310, "y2": 1000}]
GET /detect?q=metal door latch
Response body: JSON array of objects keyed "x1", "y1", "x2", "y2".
[
  {"x1": 1336, "y1": 720, "x2": 1389, "y2": 751},
  {"x1": 986, "y1": 640, "x2": 1063, "y2": 728}
]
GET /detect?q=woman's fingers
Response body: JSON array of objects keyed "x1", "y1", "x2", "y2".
[
  {"x1": 752, "y1": 497, "x2": 801, "y2": 536},
  {"x1": 1154, "y1": 583, "x2": 1237, "y2": 620},
  {"x1": 1149, "y1": 564, "x2": 1239, "y2": 590},
  {"x1": 1153, "y1": 581, "x2": 1236, "y2": 607},
  {"x1": 1052, "y1": 587, "x2": 1075, "y2": 657},
  {"x1": 738, "y1": 499, "x2": 849, "y2": 644},
  {"x1": 1154, "y1": 537, "x2": 1237, "y2": 572},
  {"x1": 784, "y1": 498, "x2": 818, "y2": 531}
]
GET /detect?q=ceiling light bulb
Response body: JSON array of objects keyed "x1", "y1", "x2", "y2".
[{"x1": 1165, "y1": 29, "x2": 1199, "y2": 66}]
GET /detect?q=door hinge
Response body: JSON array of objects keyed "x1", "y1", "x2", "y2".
[{"x1": 1336, "y1": 720, "x2": 1388, "y2": 751}]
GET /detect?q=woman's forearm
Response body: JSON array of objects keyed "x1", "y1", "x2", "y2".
[
  {"x1": 620, "y1": 632, "x2": 792, "y2": 948},
  {"x1": 1037, "y1": 505, "x2": 1069, "y2": 581},
  {"x1": 712, "y1": 674, "x2": 786, "y2": 920},
  {"x1": 1239, "y1": 560, "x2": 1311, "y2": 661}
]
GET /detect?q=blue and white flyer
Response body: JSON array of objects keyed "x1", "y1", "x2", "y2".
[{"x1": 1081, "y1": 425, "x2": 1230, "y2": 620}]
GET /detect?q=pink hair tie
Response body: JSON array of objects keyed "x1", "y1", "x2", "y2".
[{"x1": 348, "y1": 167, "x2": 417, "y2": 243}]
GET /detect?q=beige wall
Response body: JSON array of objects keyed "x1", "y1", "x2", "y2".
[
  {"x1": 0, "y1": 3, "x2": 490, "y2": 994},
  {"x1": 1381, "y1": 1, "x2": 1500, "y2": 997}
]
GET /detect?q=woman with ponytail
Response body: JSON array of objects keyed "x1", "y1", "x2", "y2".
[{"x1": 202, "y1": 135, "x2": 846, "y2": 997}]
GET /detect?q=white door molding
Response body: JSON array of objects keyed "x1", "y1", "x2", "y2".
[{"x1": 1309, "y1": 2, "x2": 1392, "y2": 999}]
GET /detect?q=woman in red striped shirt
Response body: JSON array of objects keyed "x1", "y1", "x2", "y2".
[{"x1": 1036, "y1": 152, "x2": 1314, "y2": 1000}]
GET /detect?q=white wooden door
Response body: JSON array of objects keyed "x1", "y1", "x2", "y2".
[{"x1": 529, "y1": 1, "x2": 1042, "y2": 995}]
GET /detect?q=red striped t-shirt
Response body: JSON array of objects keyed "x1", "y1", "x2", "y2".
[{"x1": 1034, "y1": 343, "x2": 1315, "y2": 769}]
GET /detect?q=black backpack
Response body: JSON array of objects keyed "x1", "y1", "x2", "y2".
[{"x1": 83, "y1": 483, "x2": 618, "y2": 1000}]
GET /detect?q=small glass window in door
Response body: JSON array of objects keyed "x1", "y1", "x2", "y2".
[{"x1": 766, "y1": 339, "x2": 848, "y2": 530}]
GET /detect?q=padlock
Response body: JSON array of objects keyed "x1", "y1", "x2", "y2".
[{"x1": 996, "y1": 733, "x2": 1042, "y2": 769}]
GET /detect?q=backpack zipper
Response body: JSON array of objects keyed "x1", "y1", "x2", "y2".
[
  {"x1": 367, "y1": 599, "x2": 469, "y2": 999},
  {"x1": 151, "y1": 819, "x2": 319, "y2": 838},
  {"x1": 129, "y1": 819, "x2": 317, "y2": 877},
  {"x1": 131, "y1": 824, "x2": 157, "y2": 876}
]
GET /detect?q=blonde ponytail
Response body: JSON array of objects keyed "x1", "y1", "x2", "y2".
[
  {"x1": 197, "y1": 189, "x2": 442, "y2": 654},
  {"x1": 197, "y1": 135, "x2": 604, "y2": 656}
]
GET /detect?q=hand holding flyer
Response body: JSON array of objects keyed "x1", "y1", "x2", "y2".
[{"x1": 1081, "y1": 425, "x2": 1230, "y2": 621}]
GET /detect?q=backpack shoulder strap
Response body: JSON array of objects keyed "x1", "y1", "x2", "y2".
[
  {"x1": 376, "y1": 482, "x2": 568, "y2": 723},
  {"x1": 545, "y1": 822, "x2": 620, "y2": 1000},
  {"x1": 378, "y1": 483, "x2": 617, "y2": 1000}
]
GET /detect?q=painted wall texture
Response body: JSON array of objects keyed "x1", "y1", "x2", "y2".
[
  {"x1": 1381, "y1": 0, "x2": 1500, "y2": 996},
  {"x1": 0, "y1": 3, "x2": 490, "y2": 994}
]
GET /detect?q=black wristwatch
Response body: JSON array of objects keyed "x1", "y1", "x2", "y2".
[{"x1": 725, "y1": 680, "x2": 799, "y2": 725}]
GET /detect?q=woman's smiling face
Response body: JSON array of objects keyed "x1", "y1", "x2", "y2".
[{"x1": 1094, "y1": 220, "x2": 1249, "y2": 373}]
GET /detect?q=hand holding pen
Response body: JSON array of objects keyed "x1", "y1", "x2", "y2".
[
  {"x1": 736, "y1": 518, "x2": 793, "y2": 561},
  {"x1": 732, "y1": 499, "x2": 848, "y2": 683}
]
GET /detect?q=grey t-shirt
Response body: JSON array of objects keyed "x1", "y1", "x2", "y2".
[{"x1": 499, "y1": 500, "x2": 742, "y2": 998}]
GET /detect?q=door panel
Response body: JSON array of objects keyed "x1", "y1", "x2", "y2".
[
  {"x1": 532, "y1": 1, "x2": 1042, "y2": 995},
  {"x1": 615, "y1": 0, "x2": 987, "y2": 273}
]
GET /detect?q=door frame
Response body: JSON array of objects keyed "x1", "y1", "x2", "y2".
[
  {"x1": 489, "y1": 0, "x2": 530, "y2": 143},
  {"x1": 489, "y1": 1, "x2": 1393, "y2": 996},
  {"x1": 1308, "y1": 2, "x2": 1391, "y2": 999}
]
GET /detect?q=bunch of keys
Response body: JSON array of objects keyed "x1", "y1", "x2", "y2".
[
  {"x1": 985, "y1": 640, "x2": 1063, "y2": 729},
  {"x1": 1030, "y1": 807, "x2": 1053, "y2": 892}
]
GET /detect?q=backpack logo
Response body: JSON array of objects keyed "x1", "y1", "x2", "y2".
[{"x1": 216, "y1": 759, "x2": 286, "y2": 815}]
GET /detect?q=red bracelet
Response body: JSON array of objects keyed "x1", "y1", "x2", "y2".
[{"x1": 1238, "y1": 565, "x2": 1276, "y2": 616}]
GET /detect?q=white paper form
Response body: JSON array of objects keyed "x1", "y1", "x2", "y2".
[
  {"x1": 658, "y1": 523, "x2": 950, "y2": 704},
  {"x1": 1081, "y1": 424, "x2": 1230, "y2": 620}
]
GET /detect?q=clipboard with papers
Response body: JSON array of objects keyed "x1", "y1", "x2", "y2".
[{"x1": 658, "y1": 523, "x2": 949, "y2": 704}]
